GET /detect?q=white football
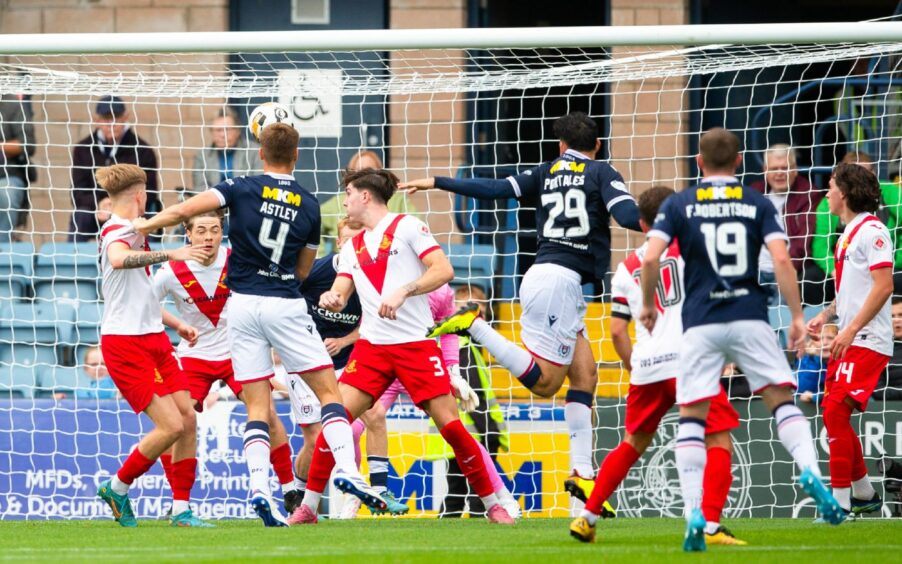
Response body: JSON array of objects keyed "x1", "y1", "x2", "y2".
[{"x1": 248, "y1": 102, "x2": 293, "y2": 140}]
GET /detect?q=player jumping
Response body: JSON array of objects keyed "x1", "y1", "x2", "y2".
[
  {"x1": 134, "y1": 123, "x2": 381, "y2": 526},
  {"x1": 640, "y1": 128, "x2": 844, "y2": 552},
  {"x1": 95, "y1": 163, "x2": 211, "y2": 527},
  {"x1": 153, "y1": 209, "x2": 302, "y2": 521},
  {"x1": 403, "y1": 112, "x2": 642, "y2": 494},
  {"x1": 288, "y1": 168, "x2": 515, "y2": 525},
  {"x1": 569, "y1": 186, "x2": 744, "y2": 545},
  {"x1": 807, "y1": 162, "x2": 892, "y2": 518}
]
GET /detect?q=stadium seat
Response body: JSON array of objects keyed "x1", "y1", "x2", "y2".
[
  {"x1": 163, "y1": 301, "x2": 181, "y2": 344},
  {"x1": 0, "y1": 365, "x2": 37, "y2": 398},
  {"x1": 37, "y1": 366, "x2": 87, "y2": 397},
  {"x1": 33, "y1": 280, "x2": 100, "y2": 305},
  {"x1": 0, "y1": 242, "x2": 34, "y2": 300},
  {"x1": 74, "y1": 302, "x2": 103, "y2": 346},
  {"x1": 768, "y1": 304, "x2": 792, "y2": 348},
  {"x1": 0, "y1": 344, "x2": 61, "y2": 368},
  {"x1": 0, "y1": 302, "x2": 76, "y2": 346},
  {"x1": 34, "y1": 242, "x2": 100, "y2": 283},
  {"x1": 444, "y1": 243, "x2": 496, "y2": 295},
  {"x1": 803, "y1": 304, "x2": 825, "y2": 322}
]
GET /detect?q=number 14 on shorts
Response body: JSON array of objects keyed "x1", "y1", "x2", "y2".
[{"x1": 835, "y1": 362, "x2": 855, "y2": 383}]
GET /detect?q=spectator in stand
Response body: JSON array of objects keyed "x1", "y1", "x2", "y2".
[
  {"x1": 75, "y1": 345, "x2": 119, "y2": 400},
  {"x1": 318, "y1": 150, "x2": 417, "y2": 255},
  {"x1": 795, "y1": 324, "x2": 838, "y2": 405},
  {"x1": 812, "y1": 151, "x2": 902, "y2": 295},
  {"x1": 0, "y1": 94, "x2": 35, "y2": 244},
  {"x1": 70, "y1": 96, "x2": 159, "y2": 242},
  {"x1": 191, "y1": 107, "x2": 263, "y2": 192},
  {"x1": 876, "y1": 297, "x2": 902, "y2": 401},
  {"x1": 750, "y1": 144, "x2": 826, "y2": 305}
]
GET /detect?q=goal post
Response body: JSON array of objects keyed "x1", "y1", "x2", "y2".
[{"x1": 1, "y1": 22, "x2": 902, "y2": 520}]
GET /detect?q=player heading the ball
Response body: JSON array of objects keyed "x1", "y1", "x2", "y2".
[{"x1": 134, "y1": 122, "x2": 383, "y2": 526}]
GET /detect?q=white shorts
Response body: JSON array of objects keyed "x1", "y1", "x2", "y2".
[
  {"x1": 287, "y1": 373, "x2": 322, "y2": 426},
  {"x1": 228, "y1": 292, "x2": 333, "y2": 383},
  {"x1": 519, "y1": 263, "x2": 586, "y2": 365},
  {"x1": 678, "y1": 319, "x2": 794, "y2": 405}
]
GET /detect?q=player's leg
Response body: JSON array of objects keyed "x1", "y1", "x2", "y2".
[
  {"x1": 166, "y1": 389, "x2": 213, "y2": 527},
  {"x1": 701, "y1": 391, "x2": 744, "y2": 545},
  {"x1": 288, "y1": 422, "x2": 320, "y2": 514},
  {"x1": 267, "y1": 402, "x2": 301, "y2": 504},
  {"x1": 562, "y1": 333, "x2": 598, "y2": 494}
]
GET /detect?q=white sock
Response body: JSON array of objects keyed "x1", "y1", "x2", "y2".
[
  {"x1": 110, "y1": 476, "x2": 129, "y2": 495},
  {"x1": 469, "y1": 318, "x2": 534, "y2": 377},
  {"x1": 834, "y1": 487, "x2": 851, "y2": 511},
  {"x1": 172, "y1": 499, "x2": 190, "y2": 515},
  {"x1": 243, "y1": 421, "x2": 272, "y2": 497},
  {"x1": 852, "y1": 475, "x2": 876, "y2": 500},
  {"x1": 565, "y1": 400, "x2": 594, "y2": 478},
  {"x1": 297, "y1": 477, "x2": 307, "y2": 491},
  {"x1": 580, "y1": 509, "x2": 598, "y2": 526},
  {"x1": 704, "y1": 521, "x2": 720, "y2": 535},
  {"x1": 773, "y1": 403, "x2": 820, "y2": 476},
  {"x1": 302, "y1": 489, "x2": 322, "y2": 512},
  {"x1": 675, "y1": 418, "x2": 706, "y2": 520},
  {"x1": 480, "y1": 492, "x2": 499, "y2": 510},
  {"x1": 321, "y1": 420, "x2": 358, "y2": 474}
]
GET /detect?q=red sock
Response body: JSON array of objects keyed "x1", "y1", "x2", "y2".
[
  {"x1": 824, "y1": 401, "x2": 854, "y2": 488},
  {"x1": 440, "y1": 420, "x2": 493, "y2": 498},
  {"x1": 117, "y1": 448, "x2": 156, "y2": 485},
  {"x1": 702, "y1": 446, "x2": 733, "y2": 524},
  {"x1": 850, "y1": 428, "x2": 868, "y2": 482},
  {"x1": 585, "y1": 442, "x2": 641, "y2": 516},
  {"x1": 170, "y1": 457, "x2": 197, "y2": 502},
  {"x1": 270, "y1": 443, "x2": 295, "y2": 486},
  {"x1": 306, "y1": 432, "x2": 335, "y2": 495},
  {"x1": 159, "y1": 453, "x2": 174, "y2": 488}
]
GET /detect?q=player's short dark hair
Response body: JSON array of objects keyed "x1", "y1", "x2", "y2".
[
  {"x1": 832, "y1": 162, "x2": 881, "y2": 213},
  {"x1": 699, "y1": 128, "x2": 740, "y2": 171},
  {"x1": 185, "y1": 208, "x2": 225, "y2": 232},
  {"x1": 892, "y1": 295, "x2": 902, "y2": 305},
  {"x1": 260, "y1": 123, "x2": 299, "y2": 167},
  {"x1": 553, "y1": 112, "x2": 598, "y2": 152},
  {"x1": 342, "y1": 168, "x2": 398, "y2": 205},
  {"x1": 638, "y1": 185, "x2": 675, "y2": 225}
]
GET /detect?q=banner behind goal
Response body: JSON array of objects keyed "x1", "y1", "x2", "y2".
[{"x1": 2, "y1": 24, "x2": 902, "y2": 519}]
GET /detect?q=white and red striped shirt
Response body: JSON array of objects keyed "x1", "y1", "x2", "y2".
[
  {"x1": 337, "y1": 213, "x2": 441, "y2": 345},
  {"x1": 835, "y1": 212, "x2": 894, "y2": 356},
  {"x1": 99, "y1": 214, "x2": 163, "y2": 336},
  {"x1": 153, "y1": 246, "x2": 231, "y2": 361}
]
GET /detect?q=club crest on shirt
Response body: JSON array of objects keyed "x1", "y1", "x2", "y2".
[
  {"x1": 419, "y1": 224, "x2": 430, "y2": 236},
  {"x1": 379, "y1": 235, "x2": 392, "y2": 251},
  {"x1": 875, "y1": 237, "x2": 887, "y2": 250}
]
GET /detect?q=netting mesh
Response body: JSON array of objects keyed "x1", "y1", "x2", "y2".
[{"x1": 2, "y1": 37, "x2": 902, "y2": 520}]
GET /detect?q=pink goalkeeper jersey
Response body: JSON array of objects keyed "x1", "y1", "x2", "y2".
[{"x1": 834, "y1": 212, "x2": 894, "y2": 356}]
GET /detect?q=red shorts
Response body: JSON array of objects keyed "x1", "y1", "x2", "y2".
[
  {"x1": 625, "y1": 378, "x2": 739, "y2": 435},
  {"x1": 180, "y1": 357, "x2": 242, "y2": 412},
  {"x1": 824, "y1": 346, "x2": 890, "y2": 411},
  {"x1": 340, "y1": 339, "x2": 451, "y2": 407},
  {"x1": 101, "y1": 332, "x2": 188, "y2": 413}
]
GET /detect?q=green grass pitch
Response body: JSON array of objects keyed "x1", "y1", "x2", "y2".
[{"x1": 2, "y1": 518, "x2": 899, "y2": 563}]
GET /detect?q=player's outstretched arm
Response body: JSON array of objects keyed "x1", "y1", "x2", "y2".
[
  {"x1": 107, "y1": 241, "x2": 211, "y2": 270},
  {"x1": 831, "y1": 266, "x2": 893, "y2": 360},
  {"x1": 402, "y1": 176, "x2": 517, "y2": 200},
  {"x1": 378, "y1": 248, "x2": 454, "y2": 320},
  {"x1": 767, "y1": 238, "x2": 806, "y2": 355},
  {"x1": 133, "y1": 190, "x2": 222, "y2": 235},
  {"x1": 320, "y1": 275, "x2": 355, "y2": 312},
  {"x1": 638, "y1": 236, "x2": 668, "y2": 332}
]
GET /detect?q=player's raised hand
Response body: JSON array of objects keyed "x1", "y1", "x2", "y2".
[
  {"x1": 319, "y1": 290, "x2": 346, "y2": 312},
  {"x1": 378, "y1": 287, "x2": 408, "y2": 320},
  {"x1": 168, "y1": 245, "x2": 212, "y2": 264},
  {"x1": 399, "y1": 177, "x2": 435, "y2": 195},
  {"x1": 177, "y1": 323, "x2": 200, "y2": 347},
  {"x1": 639, "y1": 304, "x2": 658, "y2": 333},
  {"x1": 788, "y1": 315, "x2": 807, "y2": 358}
]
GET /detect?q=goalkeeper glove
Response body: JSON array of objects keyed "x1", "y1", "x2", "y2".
[{"x1": 449, "y1": 364, "x2": 479, "y2": 412}]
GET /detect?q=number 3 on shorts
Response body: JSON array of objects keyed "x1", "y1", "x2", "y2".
[{"x1": 429, "y1": 356, "x2": 445, "y2": 377}]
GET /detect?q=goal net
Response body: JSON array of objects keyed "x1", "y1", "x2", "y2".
[{"x1": 2, "y1": 24, "x2": 902, "y2": 520}]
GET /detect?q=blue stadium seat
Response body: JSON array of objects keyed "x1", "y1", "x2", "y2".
[
  {"x1": 0, "y1": 344, "x2": 58, "y2": 369},
  {"x1": 163, "y1": 301, "x2": 180, "y2": 344},
  {"x1": 33, "y1": 281, "x2": 100, "y2": 305},
  {"x1": 34, "y1": 242, "x2": 100, "y2": 282},
  {"x1": 803, "y1": 304, "x2": 826, "y2": 322},
  {"x1": 443, "y1": 243, "x2": 496, "y2": 295},
  {"x1": 0, "y1": 365, "x2": 37, "y2": 398},
  {"x1": 0, "y1": 242, "x2": 34, "y2": 299},
  {"x1": 37, "y1": 366, "x2": 88, "y2": 397},
  {"x1": 768, "y1": 304, "x2": 792, "y2": 348},
  {"x1": 0, "y1": 302, "x2": 76, "y2": 347},
  {"x1": 74, "y1": 301, "x2": 103, "y2": 345}
]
